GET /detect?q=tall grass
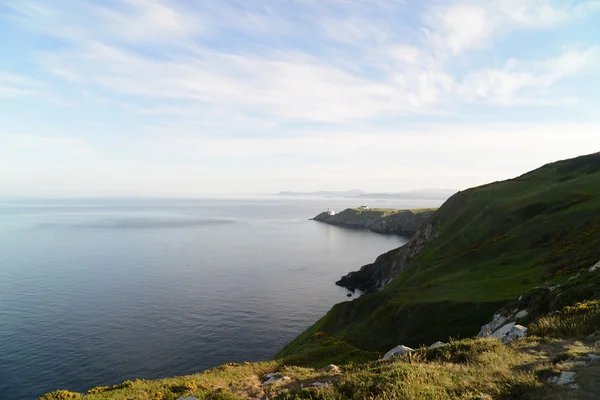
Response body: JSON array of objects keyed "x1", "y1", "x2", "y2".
[{"x1": 529, "y1": 300, "x2": 600, "y2": 338}]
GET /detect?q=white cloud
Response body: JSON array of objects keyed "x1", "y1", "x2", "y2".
[
  {"x1": 425, "y1": 0, "x2": 600, "y2": 55},
  {"x1": 0, "y1": 70, "x2": 43, "y2": 97},
  {"x1": 459, "y1": 47, "x2": 600, "y2": 104}
]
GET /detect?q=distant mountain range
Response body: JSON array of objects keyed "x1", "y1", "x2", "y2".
[{"x1": 276, "y1": 189, "x2": 456, "y2": 200}]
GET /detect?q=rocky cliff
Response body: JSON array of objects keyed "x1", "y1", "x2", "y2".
[
  {"x1": 335, "y1": 221, "x2": 439, "y2": 293},
  {"x1": 312, "y1": 208, "x2": 436, "y2": 236},
  {"x1": 334, "y1": 194, "x2": 464, "y2": 293}
]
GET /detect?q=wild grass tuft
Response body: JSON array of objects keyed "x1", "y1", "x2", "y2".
[{"x1": 529, "y1": 300, "x2": 600, "y2": 338}]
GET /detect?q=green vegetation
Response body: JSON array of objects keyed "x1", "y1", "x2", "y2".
[
  {"x1": 280, "y1": 153, "x2": 600, "y2": 356},
  {"x1": 40, "y1": 153, "x2": 600, "y2": 399},
  {"x1": 349, "y1": 207, "x2": 437, "y2": 215},
  {"x1": 531, "y1": 300, "x2": 600, "y2": 339},
  {"x1": 41, "y1": 336, "x2": 600, "y2": 399}
]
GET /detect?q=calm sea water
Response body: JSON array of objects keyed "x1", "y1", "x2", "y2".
[{"x1": 0, "y1": 197, "x2": 441, "y2": 399}]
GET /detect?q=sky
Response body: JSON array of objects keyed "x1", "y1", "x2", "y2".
[{"x1": 1, "y1": 0, "x2": 600, "y2": 196}]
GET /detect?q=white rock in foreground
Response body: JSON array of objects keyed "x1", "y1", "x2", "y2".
[
  {"x1": 430, "y1": 341, "x2": 447, "y2": 348},
  {"x1": 262, "y1": 373, "x2": 291, "y2": 385},
  {"x1": 590, "y1": 260, "x2": 599, "y2": 272},
  {"x1": 383, "y1": 345, "x2": 414, "y2": 359},
  {"x1": 490, "y1": 323, "x2": 527, "y2": 344},
  {"x1": 312, "y1": 382, "x2": 328, "y2": 387},
  {"x1": 515, "y1": 310, "x2": 528, "y2": 319},
  {"x1": 548, "y1": 371, "x2": 576, "y2": 386},
  {"x1": 477, "y1": 314, "x2": 508, "y2": 337},
  {"x1": 320, "y1": 364, "x2": 340, "y2": 373},
  {"x1": 587, "y1": 353, "x2": 600, "y2": 361}
]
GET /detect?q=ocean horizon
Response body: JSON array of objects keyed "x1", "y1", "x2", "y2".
[{"x1": 0, "y1": 196, "x2": 442, "y2": 399}]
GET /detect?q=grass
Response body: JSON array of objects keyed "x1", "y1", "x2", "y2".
[
  {"x1": 43, "y1": 337, "x2": 589, "y2": 400},
  {"x1": 350, "y1": 207, "x2": 437, "y2": 215},
  {"x1": 281, "y1": 153, "x2": 600, "y2": 359},
  {"x1": 40, "y1": 153, "x2": 600, "y2": 399},
  {"x1": 530, "y1": 300, "x2": 600, "y2": 339}
]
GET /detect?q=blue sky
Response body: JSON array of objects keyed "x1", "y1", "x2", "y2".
[{"x1": 1, "y1": 0, "x2": 600, "y2": 196}]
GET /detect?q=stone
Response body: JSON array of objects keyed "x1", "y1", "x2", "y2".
[
  {"x1": 587, "y1": 353, "x2": 600, "y2": 361},
  {"x1": 587, "y1": 332, "x2": 600, "y2": 340},
  {"x1": 430, "y1": 341, "x2": 447, "y2": 348},
  {"x1": 383, "y1": 345, "x2": 415, "y2": 359},
  {"x1": 320, "y1": 364, "x2": 341, "y2": 373},
  {"x1": 490, "y1": 323, "x2": 527, "y2": 344},
  {"x1": 515, "y1": 310, "x2": 528, "y2": 319},
  {"x1": 477, "y1": 314, "x2": 508, "y2": 337},
  {"x1": 548, "y1": 371, "x2": 576, "y2": 386},
  {"x1": 517, "y1": 295, "x2": 523, "y2": 301},
  {"x1": 176, "y1": 397, "x2": 198, "y2": 400},
  {"x1": 564, "y1": 359, "x2": 588, "y2": 367},
  {"x1": 590, "y1": 263, "x2": 598, "y2": 273},
  {"x1": 312, "y1": 382, "x2": 328, "y2": 387},
  {"x1": 549, "y1": 284, "x2": 561, "y2": 291},
  {"x1": 262, "y1": 373, "x2": 290, "y2": 385}
]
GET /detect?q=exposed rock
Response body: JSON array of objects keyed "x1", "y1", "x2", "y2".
[
  {"x1": 548, "y1": 371, "x2": 576, "y2": 386},
  {"x1": 312, "y1": 208, "x2": 435, "y2": 236},
  {"x1": 563, "y1": 359, "x2": 588, "y2": 367},
  {"x1": 587, "y1": 332, "x2": 600, "y2": 340},
  {"x1": 336, "y1": 222, "x2": 439, "y2": 293},
  {"x1": 262, "y1": 373, "x2": 291, "y2": 385},
  {"x1": 311, "y1": 382, "x2": 328, "y2": 387},
  {"x1": 587, "y1": 353, "x2": 600, "y2": 361},
  {"x1": 517, "y1": 295, "x2": 523, "y2": 301},
  {"x1": 590, "y1": 264, "x2": 598, "y2": 273},
  {"x1": 383, "y1": 345, "x2": 414, "y2": 359},
  {"x1": 568, "y1": 273, "x2": 581, "y2": 281},
  {"x1": 478, "y1": 314, "x2": 508, "y2": 337},
  {"x1": 515, "y1": 310, "x2": 528, "y2": 319},
  {"x1": 489, "y1": 323, "x2": 527, "y2": 344},
  {"x1": 320, "y1": 364, "x2": 341, "y2": 373},
  {"x1": 176, "y1": 397, "x2": 198, "y2": 400},
  {"x1": 549, "y1": 285, "x2": 561, "y2": 291},
  {"x1": 430, "y1": 341, "x2": 447, "y2": 348}
]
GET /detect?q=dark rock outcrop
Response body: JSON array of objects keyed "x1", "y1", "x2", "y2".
[
  {"x1": 335, "y1": 221, "x2": 439, "y2": 293},
  {"x1": 312, "y1": 208, "x2": 435, "y2": 236}
]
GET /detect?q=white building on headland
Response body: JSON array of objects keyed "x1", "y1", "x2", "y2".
[
  {"x1": 327, "y1": 207, "x2": 336, "y2": 216},
  {"x1": 358, "y1": 205, "x2": 370, "y2": 210}
]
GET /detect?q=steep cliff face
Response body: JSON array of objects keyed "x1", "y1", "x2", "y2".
[
  {"x1": 312, "y1": 208, "x2": 436, "y2": 236},
  {"x1": 279, "y1": 152, "x2": 600, "y2": 356},
  {"x1": 336, "y1": 221, "x2": 439, "y2": 292},
  {"x1": 334, "y1": 190, "x2": 474, "y2": 292}
]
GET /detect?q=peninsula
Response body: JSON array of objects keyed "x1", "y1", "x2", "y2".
[{"x1": 311, "y1": 207, "x2": 436, "y2": 236}]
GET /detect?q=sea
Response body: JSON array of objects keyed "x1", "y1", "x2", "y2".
[{"x1": 0, "y1": 196, "x2": 442, "y2": 399}]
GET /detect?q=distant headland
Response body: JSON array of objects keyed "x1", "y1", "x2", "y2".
[{"x1": 311, "y1": 207, "x2": 436, "y2": 236}]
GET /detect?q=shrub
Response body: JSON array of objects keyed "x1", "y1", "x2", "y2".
[
  {"x1": 38, "y1": 390, "x2": 81, "y2": 400},
  {"x1": 529, "y1": 300, "x2": 600, "y2": 338}
]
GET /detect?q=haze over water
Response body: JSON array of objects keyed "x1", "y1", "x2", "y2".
[{"x1": 0, "y1": 197, "x2": 441, "y2": 399}]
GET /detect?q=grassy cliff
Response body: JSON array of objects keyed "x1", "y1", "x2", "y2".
[
  {"x1": 39, "y1": 153, "x2": 600, "y2": 400},
  {"x1": 278, "y1": 152, "x2": 600, "y2": 357},
  {"x1": 312, "y1": 208, "x2": 437, "y2": 236}
]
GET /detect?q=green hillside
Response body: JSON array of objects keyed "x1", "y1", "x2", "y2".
[
  {"x1": 278, "y1": 153, "x2": 600, "y2": 358},
  {"x1": 40, "y1": 153, "x2": 600, "y2": 400}
]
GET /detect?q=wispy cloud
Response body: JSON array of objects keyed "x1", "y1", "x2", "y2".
[
  {"x1": 2, "y1": 0, "x2": 600, "y2": 194},
  {"x1": 0, "y1": 70, "x2": 43, "y2": 97}
]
